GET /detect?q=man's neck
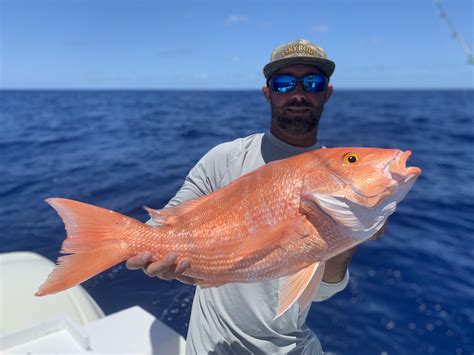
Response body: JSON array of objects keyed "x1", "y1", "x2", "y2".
[{"x1": 270, "y1": 126, "x2": 318, "y2": 148}]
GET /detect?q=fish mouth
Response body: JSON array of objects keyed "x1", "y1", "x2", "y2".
[{"x1": 388, "y1": 151, "x2": 422, "y2": 184}]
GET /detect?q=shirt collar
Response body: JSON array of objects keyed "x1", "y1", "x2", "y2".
[{"x1": 265, "y1": 131, "x2": 322, "y2": 154}]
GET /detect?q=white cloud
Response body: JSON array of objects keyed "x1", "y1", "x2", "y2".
[
  {"x1": 310, "y1": 24, "x2": 329, "y2": 33},
  {"x1": 226, "y1": 15, "x2": 249, "y2": 26}
]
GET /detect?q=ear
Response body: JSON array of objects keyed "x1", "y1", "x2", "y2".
[
  {"x1": 262, "y1": 85, "x2": 271, "y2": 103},
  {"x1": 324, "y1": 84, "x2": 333, "y2": 103}
]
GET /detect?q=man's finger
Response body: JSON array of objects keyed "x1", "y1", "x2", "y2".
[
  {"x1": 126, "y1": 251, "x2": 152, "y2": 270},
  {"x1": 146, "y1": 253, "x2": 178, "y2": 276},
  {"x1": 159, "y1": 265, "x2": 178, "y2": 280},
  {"x1": 159, "y1": 259, "x2": 190, "y2": 280},
  {"x1": 174, "y1": 259, "x2": 191, "y2": 275}
]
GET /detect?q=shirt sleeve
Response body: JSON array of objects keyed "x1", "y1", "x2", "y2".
[
  {"x1": 312, "y1": 269, "x2": 350, "y2": 302},
  {"x1": 146, "y1": 144, "x2": 230, "y2": 227},
  {"x1": 165, "y1": 158, "x2": 214, "y2": 208}
]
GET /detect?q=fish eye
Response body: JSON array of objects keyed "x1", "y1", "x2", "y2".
[{"x1": 343, "y1": 153, "x2": 359, "y2": 164}]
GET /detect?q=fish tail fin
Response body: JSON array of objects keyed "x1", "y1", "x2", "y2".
[{"x1": 36, "y1": 198, "x2": 137, "y2": 296}]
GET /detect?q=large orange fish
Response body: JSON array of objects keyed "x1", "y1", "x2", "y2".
[{"x1": 36, "y1": 147, "x2": 421, "y2": 318}]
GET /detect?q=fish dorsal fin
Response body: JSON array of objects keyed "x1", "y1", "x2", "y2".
[
  {"x1": 275, "y1": 261, "x2": 325, "y2": 319},
  {"x1": 144, "y1": 196, "x2": 212, "y2": 226},
  {"x1": 234, "y1": 215, "x2": 313, "y2": 255}
]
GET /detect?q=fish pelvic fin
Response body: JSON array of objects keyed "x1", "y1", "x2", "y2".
[
  {"x1": 36, "y1": 198, "x2": 137, "y2": 296},
  {"x1": 274, "y1": 261, "x2": 325, "y2": 319}
]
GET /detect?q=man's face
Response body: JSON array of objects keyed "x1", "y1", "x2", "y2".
[{"x1": 263, "y1": 64, "x2": 333, "y2": 137}]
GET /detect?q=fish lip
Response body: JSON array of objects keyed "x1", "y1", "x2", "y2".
[
  {"x1": 351, "y1": 184, "x2": 392, "y2": 200},
  {"x1": 388, "y1": 150, "x2": 422, "y2": 183}
]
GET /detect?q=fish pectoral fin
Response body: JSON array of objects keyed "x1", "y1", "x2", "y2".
[
  {"x1": 144, "y1": 196, "x2": 212, "y2": 225},
  {"x1": 297, "y1": 261, "x2": 325, "y2": 313},
  {"x1": 275, "y1": 261, "x2": 325, "y2": 319},
  {"x1": 235, "y1": 215, "x2": 313, "y2": 255}
]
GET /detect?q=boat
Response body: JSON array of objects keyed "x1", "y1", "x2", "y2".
[{"x1": 0, "y1": 251, "x2": 186, "y2": 354}]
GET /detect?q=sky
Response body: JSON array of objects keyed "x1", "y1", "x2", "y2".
[{"x1": 0, "y1": 0, "x2": 473, "y2": 89}]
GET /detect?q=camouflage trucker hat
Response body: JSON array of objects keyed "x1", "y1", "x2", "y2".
[{"x1": 263, "y1": 38, "x2": 335, "y2": 79}]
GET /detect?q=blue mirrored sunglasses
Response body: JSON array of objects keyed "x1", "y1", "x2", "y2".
[{"x1": 268, "y1": 74, "x2": 327, "y2": 94}]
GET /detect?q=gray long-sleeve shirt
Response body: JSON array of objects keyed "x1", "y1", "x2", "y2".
[{"x1": 152, "y1": 132, "x2": 349, "y2": 354}]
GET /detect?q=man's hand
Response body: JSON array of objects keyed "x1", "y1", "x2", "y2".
[
  {"x1": 126, "y1": 251, "x2": 197, "y2": 285},
  {"x1": 323, "y1": 247, "x2": 356, "y2": 283}
]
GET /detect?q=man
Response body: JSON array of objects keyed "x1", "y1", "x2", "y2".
[{"x1": 127, "y1": 38, "x2": 384, "y2": 354}]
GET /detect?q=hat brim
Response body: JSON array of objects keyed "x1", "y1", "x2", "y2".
[{"x1": 263, "y1": 57, "x2": 335, "y2": 79}]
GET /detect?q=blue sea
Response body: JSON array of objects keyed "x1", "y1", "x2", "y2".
[{"x1": 1, "y1": 89, "x2": 473, "y2": 354}]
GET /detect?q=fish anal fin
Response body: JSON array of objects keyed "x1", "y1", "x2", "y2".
[
  {"x1": 275, "y1": 261, "x2": 324, "y2": 319},
  {"x1": 235, "y1": 215, "x2": 313, "y2": 255}
]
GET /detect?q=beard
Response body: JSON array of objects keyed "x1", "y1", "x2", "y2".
[{"x1": 271, "y1": 97, "x2": 323, "y2": 136}]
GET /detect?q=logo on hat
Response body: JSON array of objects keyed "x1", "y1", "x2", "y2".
[{"x1": 263, "y1": 39, "x2": 335, "y2": 79}]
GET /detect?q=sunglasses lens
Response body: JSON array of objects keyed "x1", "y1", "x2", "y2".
[
  {"x1": 271, "y1": 75, "x2": 296, "y2": 93},
  {"x1": 271, "y1": 74, "x2": 327, "y2": 93},
  {"x1": 303, "y1": 75, "x2": 326, "y2": 92}
]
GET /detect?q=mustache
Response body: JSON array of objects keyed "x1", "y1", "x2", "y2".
[{"x1": 283, "y1": 97, "x2": 313, "y2": 108}]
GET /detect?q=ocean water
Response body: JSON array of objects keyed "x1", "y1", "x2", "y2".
[{"x1": 1, "y1": 89, "x2": 473, "y2": 354}]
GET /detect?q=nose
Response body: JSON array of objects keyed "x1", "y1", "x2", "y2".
[{"x1": 291, "y1": 82, "x2": 306, "y2": 101}]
